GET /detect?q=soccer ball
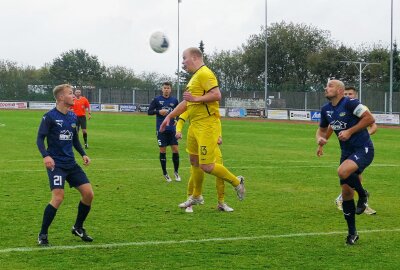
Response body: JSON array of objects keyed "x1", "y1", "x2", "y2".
[{"x1": 149, "y1": 31, "x2": 169, "y2": 53}]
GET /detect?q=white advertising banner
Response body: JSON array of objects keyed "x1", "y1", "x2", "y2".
[
  {"x1": 219, "y1": 108, "x2": 226, "y2": 117},
  {"x1": 101, "y1": 104, "x2": 119, "y2": 112},
  {"x1": 373, "y1": 113, "x2": 400, "y2": 125},
  {"x1": 289, "y1": 110, "x2": 311, "y2": 121},
  {"x1": 29, "y1": 102, "x2": 56, "y2": 110},
  {"x1": 0, "y1": 101, "x2": 28, "y2": 109},
  {"x1": 267, "y1": 110, "x2": 288, "y2": 120}
]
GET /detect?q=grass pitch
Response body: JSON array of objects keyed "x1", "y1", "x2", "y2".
[{"x1": 0, "y1": 110, "x2": 399, "y2": 269}]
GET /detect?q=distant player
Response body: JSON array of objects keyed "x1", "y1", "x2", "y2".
[
  {"x1": 159, "y1": 47, "x2": 245, "y2": 207},
  {"x1": 318, "y1": 86, "x2": 377, "y2": 215},
  {"x1": 175, "y1": 111, "x2": 234, "y2": 213},
  {"x1": 316, "y1": 80, "x2": 375, "y2": 245},
  {"x1": 148, "y1": 82, "x2": 180, "y2": 182},
  {"x1": 37, "y1": 84, "x2": 94, "y2": 246},
  {"x1": 71, "y1": 89, "x2": 91, "y2": 149}
]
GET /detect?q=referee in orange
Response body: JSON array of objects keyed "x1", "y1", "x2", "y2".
[{"x1": 71, "y1": 89, "x2": 91, "y2": 149}]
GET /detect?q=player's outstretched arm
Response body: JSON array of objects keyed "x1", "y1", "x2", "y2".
[{"x1": 160, "y1": 101, "x2": 187, "y2": 132}]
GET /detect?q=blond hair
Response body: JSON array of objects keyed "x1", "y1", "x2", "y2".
[
  {"x1": 186, "y1": 47, "x2": 203, "y2": 59},
  {"x1": 53, "y1": 84, "x2": 72, "y2": 100}
]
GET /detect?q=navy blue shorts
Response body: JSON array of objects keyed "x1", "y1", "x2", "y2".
[
  {"x1": 157, "y1": 130, "x2": 178, "y2": 147},
  {"x1": 340, "y1": 144, "x2": 374, "y2": 174},
  {"x1": 47, "y1": 164, "x2": 90, "y2": 190}
]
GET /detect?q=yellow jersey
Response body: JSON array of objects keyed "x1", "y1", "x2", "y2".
[
  {"x1": 186, "y1": 65, "x2": 220, "y2": 122},
  {"x1": 176, "y1": 110, "x2": 222, "y2": 137}
]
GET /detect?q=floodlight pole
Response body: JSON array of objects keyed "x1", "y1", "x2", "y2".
[
  {"x1": 389, "y1": 0, "x2": 393, "y2": 113},
  {"x1": 177, "y1": 0, "x2": 181, "y2": 101},
  {"x1": 264, "y1": 0, "x2": 268, "y2": 117},
  {"x1": 340, "y1": 60, "x2": 380, "y2": 103}
]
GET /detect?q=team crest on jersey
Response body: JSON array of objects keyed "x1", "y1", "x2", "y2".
[
  {"x1": 59, "y1": 130, "x2": 73, "y2": 140},
  {"x1": 330, "y1": 120, "x2": 347, "y2": 130},
  {"x1": 339, "y1": 112, "x2": 346, "y2": 117},
  {"x1": 169, "y1": 103, "x2": 175, "y2": 107},
  {"x1": 55, "y1": 120, "x2": 63, "y2": 127},
  {"x1": 71, "y1": 123, "x2": 76, "y2": 128}
]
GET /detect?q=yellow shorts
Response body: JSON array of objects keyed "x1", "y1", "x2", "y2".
[{"x1": 186, "y1": 115, "x2": 220, "y2": 164}]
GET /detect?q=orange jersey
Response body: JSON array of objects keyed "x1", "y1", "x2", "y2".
[{"x1": 71, "y1": 97, "x2": 90, "y2": 116}]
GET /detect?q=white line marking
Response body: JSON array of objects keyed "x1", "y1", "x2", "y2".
[{"x1": 1, "y1": 228, "x2": 400, "y2": 254}]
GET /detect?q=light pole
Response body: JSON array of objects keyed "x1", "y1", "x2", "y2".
[
  {"x1": 177, "y1": 0, "x2": 181, "y2": 101},
  {"x1": 264, "y1": 0, "x2": 268, "y2": 117},
  {"x1": 340, "y1": 60, "x2": 380, "y2": 103},
  {"x1": 389, "y1": 0, "x2": 393, "y2": 113}
]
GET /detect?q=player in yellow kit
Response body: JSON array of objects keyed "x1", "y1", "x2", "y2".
[
  {"x1": 159, "y1": 47, "x2": 245, "y2": 208},
  {"x1": 175, "y1": 111, "x2": 234, "y2": 212}
]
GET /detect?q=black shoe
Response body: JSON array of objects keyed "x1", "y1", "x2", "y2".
[
  {"x1": 38, "y1": 233, "x2": 49, "y2": 246},
  {"x1": 84, "y1": 144, "x2": 88, "y2": 149},
  {"x1": 356, "y1": 190, "x2": 369, "y2": 215},
  {"x1": 346, "y1": 234, "x2": 359, "y2": 245},
  {"x1": 71, "y1": 226, "x2": 93, "y2": 242}
]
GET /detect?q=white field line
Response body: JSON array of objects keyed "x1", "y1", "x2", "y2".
[
  {"x1": 1, "y1": 228, "x2": 400, "y2": 254},
  {"x1": 0, "y1": 158, "x2": 330, "y2": 163},
  {"x1": 0, "y1": 163, "x2": 398, "y2": 173}
]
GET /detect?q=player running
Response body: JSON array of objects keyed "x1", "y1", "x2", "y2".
[{"x1": 316, "y1": 80, "x2": 375, "y2": 245}]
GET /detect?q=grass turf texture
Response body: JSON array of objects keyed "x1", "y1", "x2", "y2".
[{"x1": 0, "y1": 110, "x2": 399, "y2": 269}]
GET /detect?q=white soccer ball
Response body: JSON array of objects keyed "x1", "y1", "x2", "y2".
[{"x1": 149, "y1": 31, "x2": 169, "y2": 53}]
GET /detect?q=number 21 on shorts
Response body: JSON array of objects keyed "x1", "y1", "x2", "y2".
[{"x1": 53, "y1": 175, "x2": 63, "y2": 186}]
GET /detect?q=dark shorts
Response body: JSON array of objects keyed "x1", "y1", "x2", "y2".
[
  {"x1": 157, "y1": 130, "x2": 178, "y2": 147},
  {"x1": 340, "y1": 144, "x2": 374, "y2": 174},
  {"x1": 77, "y1": 116, "x2": 87, "y2": 130},
  {"x1": 47, "y1": 164, "x2": 90, "y2": 190}
]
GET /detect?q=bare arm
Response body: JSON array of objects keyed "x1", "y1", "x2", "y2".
[
  {"x1": 368, "y1": 123, "x2": 378, "y2": 135},
  {"x1": 159, "y1": 101, "x2": 187, "y2": 132},
  {"x1": 183, "y1": 87, "x2": 221, "y2": 103},
  {"x1": 338, "y1": 110, "x2": 375, "y2": 141}
]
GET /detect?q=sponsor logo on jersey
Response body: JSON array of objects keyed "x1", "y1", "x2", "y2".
[
  {"x1": 330, "y1": 120, "x2": 347, "y2": 130},
  {"x1": 59, "y1": 130, "x2": 73, "y2": 140},
  {"x1": 56, "y1": 120, "x2": 63, "y2": 127},
  {"x1": 159, "y1": 101, "x2": 164, "y2": 105},
  {"x1": 326, "y1": 111, "x2": 333, "y2": 118}
]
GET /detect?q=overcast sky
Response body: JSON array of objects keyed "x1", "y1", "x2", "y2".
[{"x1": 0, "y1": 0, "x2": 398, "y2": 77}]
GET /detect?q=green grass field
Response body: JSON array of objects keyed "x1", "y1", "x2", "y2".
[{"x1": 0, "y1": 110, "x2": 399, "y2": 269}]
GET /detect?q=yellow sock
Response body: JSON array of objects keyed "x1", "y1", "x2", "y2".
[
  {"x1": 187, "y1": 166, "x2": 194, "y2": 197},
  {"x1": 216, "y1": 177, "x2": 225, "y2": 203},
  {"x1": 192, "y1": 166, "x2": 204, "y2": 198},
  {"x1": 210, "y1": 163, "x2": 240, "y2": 186}
]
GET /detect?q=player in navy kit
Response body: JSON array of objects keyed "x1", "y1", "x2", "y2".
[
  {"x1": 37, "y1": 84, "x2": 94, "y2": 246},
  {"x1": 148, "y1": 82, "x2": 180, "y2": 182},
  {"x1": 316, "y1": 80, "x2": 375, "y2": 245}
]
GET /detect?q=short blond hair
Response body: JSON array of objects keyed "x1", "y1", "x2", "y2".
[
  {"x1": 186, "y1": 47, "x2": 203, "y2": 59},
  {"x1": 53, "y1": 84, "x2": 72, "y2": 100}
]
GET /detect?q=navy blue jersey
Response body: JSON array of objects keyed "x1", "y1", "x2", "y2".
[
  {"x1": 148, "y1": 95, "x2": 179, "y2": 131},
  {"x1": 37, "y1": 108, "x2": 86, "y2": 169},
  {"x1": 320, "y1": 97, "x2": 372, "y2": 150}
]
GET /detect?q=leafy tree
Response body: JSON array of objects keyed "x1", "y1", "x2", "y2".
[
  {"x1": 49, "y1": 49, "x2": 104, "y2": 87},
  {"x1": 241, "y1": 22, "x2": 331, "y2": 91}
]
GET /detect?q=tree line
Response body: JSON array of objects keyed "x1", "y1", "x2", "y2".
[{"x1": 1, "y1": 21, "x2": 400, "y2": 101}]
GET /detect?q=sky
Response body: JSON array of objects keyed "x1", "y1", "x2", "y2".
[{"x1": 0, "y1": 0, "x2": 398, "y2": 77}]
